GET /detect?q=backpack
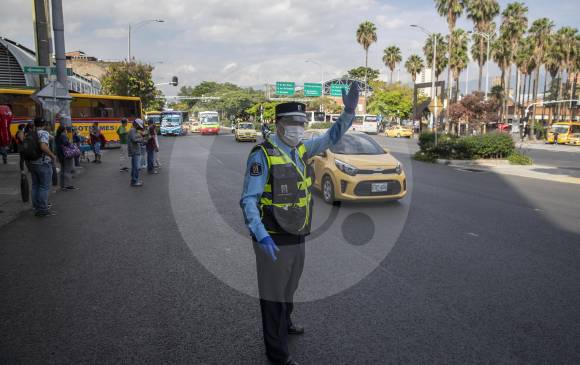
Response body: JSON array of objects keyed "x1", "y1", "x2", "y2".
[{"x1": 21, "y1": 131, "x2": 43, "y2": 161}]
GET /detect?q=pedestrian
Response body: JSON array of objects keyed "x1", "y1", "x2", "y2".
[
  {"x1": 55, "y1": 125, "x2": 78, "y2": 191},
  {"x1": 0, "y1": 105, "x2": 12, "y2": 164},
  {"x1": 139, "y1": 126, "x2": 148, "y2": 170},
  {"x1": 117, "y1": 118, "x2": 129, "y2": 172},
  {"x1": 89, "y1": 122, "x2": 102, "y2": 163},
  {"x1": 153, "y1": 125, "x2": 161, "y2": 169},
  {"x1": 72, "y1": 128, "x2": 82, "y2": 167},
  {"x1": 128, "y1": 119, "x2": 145, "y2": 187},
  {"x1": 146, "y1": 119, "x2": 159, "y2": 174},
  {"x1": 15, "y1": 124, "x2": 26, "y2": 170},
  {"x1": 239, "y1": 84, "x2": 359, "y2": 365},
  {"x1": 23, "y1": 117, "x2": 57, "y2": 217}
]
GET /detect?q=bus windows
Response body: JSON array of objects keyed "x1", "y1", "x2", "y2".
[
  {"x1": 0, "y1": 94, "x2": 36, "y2": 118},
  {"x1": 313, "y1": 112, "x2": 325, "y2": 122}
]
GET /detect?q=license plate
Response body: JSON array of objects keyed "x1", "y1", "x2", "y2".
[{"x1": 371, "y1": 182, "x2": 388, "y2": 192}]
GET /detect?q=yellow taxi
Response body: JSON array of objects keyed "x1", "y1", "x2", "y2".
[
  {"x1": 307, "y1": 131, "x2": 407, "y2": 204},
  {"x1": 234, "y1": 122, "x2": 257, "y2": 142},
  {"x1": 190, "y1": 121, "x2": 201, "y2": 133},
  {"x1": 546, "y1": 122, "x2": 580, "y2": 145},
  {"x1": 385, "y1": 125, "x2": 413, "y2": 138}
]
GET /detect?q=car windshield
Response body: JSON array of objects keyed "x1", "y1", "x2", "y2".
[
  {"x1": 330, "y1": 134, "x2": 386, "y2": 155},
  {"x1": 239, "y1": 123, "x2": 253, "y2": 129},
  {"x1": 161, "y1": 114, "x2": 182, "y2": 126},
  {"x1": 201, "y1": 116, "x2": 218, "y2": 124},
  {"x1": 551, "y1": 125, "x2": 569, "y2": 134}
]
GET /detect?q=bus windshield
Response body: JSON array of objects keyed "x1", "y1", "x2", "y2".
[
  {"x1": 551, "y1": 125, "x2": 570, "y2": 134},
  {"x1": 365, "y1": 116, "x2": 378, "y2": 122},
  {"x1": 147, "y1": 115, "x2": 161, "y2": 125},
  {"x1": 201, "y1": 115, "x2": 219, "y2": 124},
  {"x1": 162, "y1": 114, "x2": 183, "y2": 126}
]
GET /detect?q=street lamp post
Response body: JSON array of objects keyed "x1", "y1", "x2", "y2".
[
  {"x1": 128, "y1": 19, "x2": 164, "y2": 61},
  {"x1": 472, "y1": 31, "x2": 494, "y2": 101},
  {"x1": 305, "y1": 59, "x2": 325, "y2": 111},
  {"x1": 411, "y1": 25, "x2": 438, "y2": 145}
]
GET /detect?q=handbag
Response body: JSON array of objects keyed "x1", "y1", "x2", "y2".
[
  {"x1": 63, "y1": 143, "x2": 81, "y2": 159},
  {"x1": 20, "y1": 172, "x2": 29, "y2": 202}
]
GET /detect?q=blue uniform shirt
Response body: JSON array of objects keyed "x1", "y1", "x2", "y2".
[{"x1": 240, "y1": 111, "x2": 355, "y2": 241}]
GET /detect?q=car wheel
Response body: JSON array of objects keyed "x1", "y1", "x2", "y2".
[{"x1": 322, "y1": 175, "x2": 336, "y2": 204}]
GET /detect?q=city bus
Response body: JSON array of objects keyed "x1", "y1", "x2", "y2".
[
  {"x1": 145, "y1": 111, "x2": 161, "y2": 126},
  {"x1": 160, "y1": 110, "x2": 188, "y2": 136},
  {"x1": 350, "y1": 114, "x2": 379, "y2": 134},
  {"x1": 306, "y1": 111, "x2": 325, "y2": 125},
  {"x1": 0, "y1": 88, "x2": 142, "y2": 146},
  {"x1": 199, "y1": 111, "x2": 220, "y2": 135}
]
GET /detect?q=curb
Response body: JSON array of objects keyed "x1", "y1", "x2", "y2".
[{"x1": 435, "y1": 159, "x2": 580, "y2": 185}]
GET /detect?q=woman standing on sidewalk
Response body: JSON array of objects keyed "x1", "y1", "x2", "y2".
[
  {"x1": 89, "y1": 122, "x2": 103, "y2": 163},
  {"x1": 55, "y1": 126, "x2": 77, "y2": 191}
]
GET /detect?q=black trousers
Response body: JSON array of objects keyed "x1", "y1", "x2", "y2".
[{"x1": 253, "y1": 236, "x2": 305, "y2": 362}]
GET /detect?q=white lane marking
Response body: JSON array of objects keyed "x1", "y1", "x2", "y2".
[{"x1": 466, "y1": 232, "x2": 479, "y2": 237}]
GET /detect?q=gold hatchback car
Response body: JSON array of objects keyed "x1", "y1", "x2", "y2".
[
  {"x1": 234, "y1": 122, "x2": 257, "y2": 142},
  {"x1": 385, "y1": 125, "x2": 413, "y2": 138},
  {"x1": 307, "y1": 132, "x2": 407, "y2": 204}
]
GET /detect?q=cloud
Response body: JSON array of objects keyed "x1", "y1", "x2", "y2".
[
  {"x1": 222, "y1": 63, "x2": 237, "y2": 73},
  {"x1": 176, "y1": 64, "x2": 196, "y2": 73},
  {"x1": 94, "y1": 27, "x2": 127, "y2": 39}
]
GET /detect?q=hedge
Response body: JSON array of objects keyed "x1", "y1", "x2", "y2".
[
  {"x1": 418, "y1": 132, "x2": 515, "y2": 160},
  {"x1": 308, "y1": 122, "x2": 331, "y2": 130}
]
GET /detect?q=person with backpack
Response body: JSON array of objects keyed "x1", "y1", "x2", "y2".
[
  {"x1": 55, "y1": 125, "x2": 77, "y2": 191},
  {"x1": 90, "y1": 122, "x2": 102, "y2": 163},
  {"x1": 23, "y1": 117, "x2": 57, "y2": 217},
  {"x1": 128, "y1": 119, "x2": 145, "y2": 187}
]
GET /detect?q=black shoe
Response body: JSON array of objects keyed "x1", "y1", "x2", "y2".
[
  {"x1": 268, "y1": 357, "x2": 299, "y2": 365},
  {"x1": 35, "y1": 210, "x2": 56, "y2": 217},
  {"x1": 65, "y1": 186, "x2": 78, "y2": 190},
  {"x1": 288, "y1": 324, "x2": 304, "y2": 335}
]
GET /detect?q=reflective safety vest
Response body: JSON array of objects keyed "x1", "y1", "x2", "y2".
[{"x1": 253, "y1": 139, "x2": 313, "y2": 236}]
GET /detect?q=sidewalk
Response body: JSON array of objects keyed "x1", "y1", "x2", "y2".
[
  {"x1": 437, "y1": 158, "x2": 580, "y2": 185},
  {"x1": 0, "y1": 153, "x2": 87, "y2": 227},
  {"x1": 515, "y1": 140, "x2": 580, "y2": 153}
]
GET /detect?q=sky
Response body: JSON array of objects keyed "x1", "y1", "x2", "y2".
[{"x1": 1, "y1": 0, "x2": 578, "y2": 95}]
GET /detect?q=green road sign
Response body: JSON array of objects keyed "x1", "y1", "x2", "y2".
[
  {"x1": 24, "y1": 66, "x2": 73, "y2": 76},
  {"x1": 275, "y1": 81, "x2": 295, "y2": 96},
  {"x1": 330, "y1": 83, "x2": 349, "y2": 97},
  {"x1": 304, "y1": 83, "x2": 322, "y2": 97},
  {"x1": 23, "y1": 66, "x2": 50, "y2": 74}
]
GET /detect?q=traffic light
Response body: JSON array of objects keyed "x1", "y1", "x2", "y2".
[{"x1": 171, "y1": 76, "x2": 178, "y2": 86}]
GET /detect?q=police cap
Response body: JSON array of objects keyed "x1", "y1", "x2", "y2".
[{"x1": 275, "y1": 102, "x2": 307, "y2": 119}]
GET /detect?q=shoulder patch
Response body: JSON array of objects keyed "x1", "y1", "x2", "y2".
[{"x1": 250, "y1": 162, "x2": 263, "y2": 176}]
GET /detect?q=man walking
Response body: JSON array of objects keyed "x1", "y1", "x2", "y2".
[
  {"x1": 25, "y1": 117, "x2": 57, "y2": 217},
  {"x1": 90, "y1": 122, "x2": 103, "y2": 163},
  {"x1": 240, "y1": 84, "x2": 359, "y2": 365},
  {"x1": 146, "y1": 119, "x2": 159, "y2": 174},
  {"x1": 128, "y1": 119, "x2": 145, "y2": 186},
  {"x1": 117, "y1": 118, "x2": 129, "y2": 171}
]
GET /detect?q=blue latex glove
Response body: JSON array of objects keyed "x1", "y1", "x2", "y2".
[
  {"x1": 258, "y1": 236, "x2": 280, "y2": 262},
  {"x1": 342, "y1": 81, "x2": 360, "y2": 114}
]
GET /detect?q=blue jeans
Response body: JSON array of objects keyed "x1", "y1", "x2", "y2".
[
  {"x1": 147, "y1": 149, "x2": 155, "y2": 172},
  {"x1": 30, "y1": 163, "x2": 52, "y2": 213},
  {"x1": 93, "y1": 141, "x2": 101, "y2": 156},
  {"x1": 131, "y1": 154, "x2": 141, "y2": 184}
]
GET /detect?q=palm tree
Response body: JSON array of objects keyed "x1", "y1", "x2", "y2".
[
  {"x1": 528, "y1": 18, "x2": 554, "y2": 138},
  {"x1": 515, "y1": 37, "x2": 534, "y2": 121},
  {"x1": 554, "y1": 27, "x2": 578, "y2": 120},
  {"x1": 449, "y1": 29, "x2": 469, "y2": 102},
  {"x1": 466, "y1": 0, "x2": 500, "y2": 91},
  {"x1": 383, "y1": 46, "x2": 402, "y2": 83},
  {"x1": 492, "y1": 34, "x2": 512, "y2": 122},
  {"x1": 500, "y1": 2, "x2": 528, "y2": 123},
  {"x1": 543, "y1": 35, "x2": 563, "y2": 123},
  {"x1": 435, "y1": 0, "x2": 466, "y2": 125},
  {"x1": 356, "y1": 21, "x2": 378, "y2": 111},
  {"x1": 405, "y1": 54, "x2": 425, "y2": 130},
  {"x1": 423, "y1": 33, "x2": 449, "y2": 81}
]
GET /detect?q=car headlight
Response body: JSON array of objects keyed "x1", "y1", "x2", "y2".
[
  {"x1": 395, "y1": 163, "x2": 402, "y2": 175},
  {"x1": 335, "y1": 159, "x2": 358, "y2": 176}
]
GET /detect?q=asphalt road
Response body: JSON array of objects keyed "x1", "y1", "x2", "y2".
[{"x1": 1, "y1": 132, "x2": 579, "y2": 364}]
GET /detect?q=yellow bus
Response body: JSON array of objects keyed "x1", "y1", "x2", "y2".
[{"x1": 0, "y1": 88, "x2": 142, "y2": 145}]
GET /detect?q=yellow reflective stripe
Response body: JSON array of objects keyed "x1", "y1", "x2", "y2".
[
  {"x1": 259, "y1": 197, "x2": 309, "y2": 207},
  {"x1": 264, "y1": 184, "x2": 272, "y2": 193},
  {"x1": 297, "y1": 143, "x2": 307, "y2": 157}
]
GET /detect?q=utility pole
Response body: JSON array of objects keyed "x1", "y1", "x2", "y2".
[
  {"x1": 33, "y1": 0, "x2": 51, "y2": 87},
  {"x1": 51, "y1": 0, "x2": 71, "y2": 127}
]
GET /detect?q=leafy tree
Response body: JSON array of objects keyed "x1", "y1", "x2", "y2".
[
  {"x1": 466, "y1": 0, "x2": 500, "y2": 91},
  {"x1": 554, "y1": 26, "x2": 578, "y2": 119},
  {"x1": 356, "y1": 21, "x2": 378, "y2": 109},
  {"x1": 306, "y1": 97, "x2": 342, "y2": 114},
  {"x1": 405, "y1": 55, "x2": 425, "y2": 84},
  {"x1": 492, "y1": 34, "x2": 512, "y2": 121},
  {"x1": 100, "y1": 61, "x2": 159, "y2": 110},
  {"x1": 448, "y1": 91, "x2": 500, "y2": 133},
  {"x1": 346, "y1": 67, "x2": 380, "y2": 82},
  {"x1": 449, "y1": 29, "x2": 469, "y2": 101},
  {"x1": 367, "y1": 82, "x2": 416, "y2": 121},
  {"x1": 246, "y1": 101, "x2": 281, "y2": 123},
  {"x1": 382, "y1": 46, "x2": 402, "y2": 83}
]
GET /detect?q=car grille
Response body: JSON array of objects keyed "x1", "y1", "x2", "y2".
[
  {"x1": 357, "y1": 167, "x2": 398, "y2": 175},
  {"x1": 354, "y1": 180, "x2": 401, "y2": 196}
]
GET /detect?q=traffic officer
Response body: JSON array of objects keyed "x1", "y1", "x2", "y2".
[{"x1": 240, "y1": 83, "x2": 359, "y2": 365}]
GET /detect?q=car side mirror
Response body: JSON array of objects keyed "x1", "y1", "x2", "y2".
[{"x1": 383, "y1": 147, "x2": 389, "y2": 153}]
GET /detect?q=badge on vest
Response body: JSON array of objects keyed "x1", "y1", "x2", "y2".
[{"x1": 250, "y1": 162, "x2": 263, "y2": 176}]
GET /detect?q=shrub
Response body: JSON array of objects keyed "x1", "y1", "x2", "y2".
[
  {"x1": 418, "y1": 132, "x2": 515, "y2": 160},
  {"x1": 413, "y1": 150, "x2": 438, "y2": 163},
  {"x1": 308, "y1": 122, "x2": 331, "y2": 130},
  {"x1": 507, "y1": 151, "x2": 533, "y2": 165}
]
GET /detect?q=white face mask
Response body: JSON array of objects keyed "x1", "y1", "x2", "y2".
[{"x1": 279, "y1": 125, "x2": 304, "y2": 147}]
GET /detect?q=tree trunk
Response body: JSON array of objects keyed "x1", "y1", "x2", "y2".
[
  {"x1": 541, "y1": 68, "x2": 548, "y2": 123},
  {"x1": 557, "y1": 70, "x2": 564, "y2": 121},
  {"x1": 390, "y1": 69, "x2": 393, "y2": 84},
  {"x1": 500, "y1": 67, "x2": 506, "y2": 123},
  {"x1": 530, "y1": 66, "x2": 540, "y2": 140},
  {"x1": 572, "y1": 74, "x2": 578, "y2": 120}
]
